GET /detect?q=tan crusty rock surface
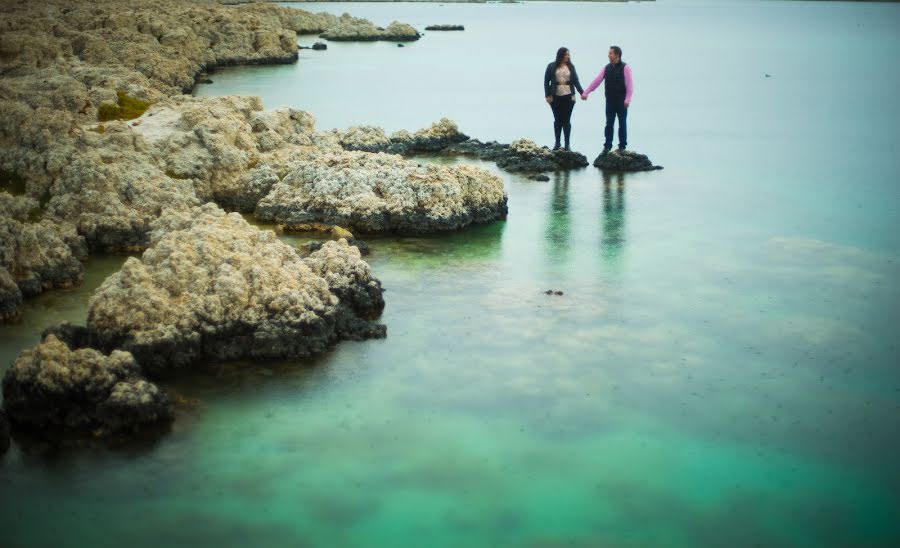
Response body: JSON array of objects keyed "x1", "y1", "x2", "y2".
[
  {"x1": 256, "y1": 150, "x2": 507, "y2": 234},
  {"x1": 86, "y1": 204, "x2": 385, "y2": 374}
]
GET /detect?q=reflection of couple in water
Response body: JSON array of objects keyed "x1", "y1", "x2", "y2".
[
  {"x1": 545, "y1": 171, "x2": 627, "y2": 261},
  {"x1": 543, "y1": 45, "x2": 633, "y2": 153}
]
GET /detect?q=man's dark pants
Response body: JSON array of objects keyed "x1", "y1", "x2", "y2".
[{"x1": 604, "y1": 100, "x2": 627, "y2": 149}]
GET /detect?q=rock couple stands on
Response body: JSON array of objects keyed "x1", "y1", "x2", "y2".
[{"x1": 593, "y1": 149, "x2": 664, "y2": 172}]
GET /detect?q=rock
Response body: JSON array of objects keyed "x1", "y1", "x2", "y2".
[
  {"x1": 425, "y1": 25, "x2": 465, "y2": 31},
  {"x1": 1, "y1": 335, "x2": 172, "y2": 434},
  {"x1": 337, "y1": 118, "x2": 469, "y2": 155},
  {"x1": 255, "y1": 151, "x2": 508, "y2": 234},
  {"x1": 398, "y1": 44, "x2": 405, "y2": 48},
  {"x1": 312, "y1": 42, "x2": 328, "y2": 51},
  {"x1": 301, "y1": 239, "x2": 370, "y2": 257},
  {"x1": 445, "y1": 138, "x2": 588, "y2": 173},
  {"x1": 321, "y1": 21, "x2": 420, "y2": 42},
  {"x1": 0, "y1": 214, "x2": 87, "y2": 309},
  {"x1": 303, "y1": 239, "x2": 385, "y2": 324},
  {"x1": 0, "y1": 0, "x2": 417, "y2": 248},
  {"x1": 528, "y1": 174, "x2": 550, "y2": 182},
  {"x1": 0, "y1": 409, "x2": 9, "y2": 455},
  {"x1": 444, "y1": 139, "x2": 509, "y2": 161},
  {"x1": 592, "y1": 149, "x2": 663, "y2": 172},
  {"x1": 41, "y1": 321, "x2": 94, "y2": 351},
  {"x1": 331, "y1": 226, "x2": 354, "y2": 241},
  {"x1": 496, "y1": 139, "x2": 589, "y2": 172},
  {"x1": 299, "y1": 241, "x2": 325, "y2": 257},
  {"x1": 196, "y1": 78, "x2": 214, "y2": 84},
  {"x1": 0, "y1": 268, "x2": 22, "y2": 322},
  {"x1": 544, "y1": 290, "x2": 564, "y2": 296},
  {"x1": 86, "y1": 204, "x2": 385, "y2": 373},
  {"x1": 347, "y1": 239, "x2": 370, "y2": 256}
]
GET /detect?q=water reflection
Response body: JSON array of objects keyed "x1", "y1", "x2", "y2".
[
  {"x1": 601, "y1": 172, "x2": 626, "y2": 264},
  {"x1": 544, "y1": 171, "x2": 571, "y2": 265}
]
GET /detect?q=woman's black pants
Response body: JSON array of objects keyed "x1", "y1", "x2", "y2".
[{"x1": 550, "y1": 94, "x2": 575, "y2": 147}]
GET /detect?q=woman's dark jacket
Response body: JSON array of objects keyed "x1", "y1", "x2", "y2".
[{"x1": 544, "y1": 62, "x2": 584, "y2": 98}]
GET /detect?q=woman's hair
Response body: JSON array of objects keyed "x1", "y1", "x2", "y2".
[{"x1": 555, "y1": 47, "x2": 570, "y2": 68}]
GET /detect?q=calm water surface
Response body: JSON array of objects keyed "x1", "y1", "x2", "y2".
[{"x1": 2, "y1": 2, "x2": 900, "y2": 546}]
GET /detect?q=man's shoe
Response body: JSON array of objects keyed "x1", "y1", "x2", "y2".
[
  {"x1": 617, "y1": 145, "x2": 626, "y2": 151},
  {"x1": 553, "y1": 143, "x2": 561, "y2": 151},
  {"x1": 602, "y1": 146, "x2": 612, "y2": 154}
]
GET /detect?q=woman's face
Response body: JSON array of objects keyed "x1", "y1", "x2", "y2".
[{"x1": 564, "y1": 51, "x2": 571, "y2": 63}]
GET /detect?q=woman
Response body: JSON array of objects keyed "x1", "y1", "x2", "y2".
[{"x1": 544, "y1": 47, "x2": 584, "y2": 151}]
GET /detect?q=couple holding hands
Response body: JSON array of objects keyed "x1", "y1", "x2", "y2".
[{"x1": 543, "y1": 45, "x2": 633, "y2": 152}]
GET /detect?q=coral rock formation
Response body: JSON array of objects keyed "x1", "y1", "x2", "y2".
[{"x1": 1, "y1": 335, "x2": 172, "y2": 433}]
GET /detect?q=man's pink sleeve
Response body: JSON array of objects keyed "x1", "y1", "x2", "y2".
[
  {"x1": 625, "y1": 65, "x2": 634, "y2": 103},
  {"x1": 583, "y1": 70, "x2": 605, "y2": 96}
]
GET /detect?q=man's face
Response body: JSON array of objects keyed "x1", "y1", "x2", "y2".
[{"x1": 608, "y1": 48, "x2": 619, "y2": 64}]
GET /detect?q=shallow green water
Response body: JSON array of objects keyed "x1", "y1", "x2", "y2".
[{"x1": 3, "y1": 1, "x2": 900, "y2": 546}]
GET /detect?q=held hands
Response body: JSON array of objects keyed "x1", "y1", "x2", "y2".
[
  {"x1": 624, "y1": 100, "x2": 630, "y2": 108},
  {"x1": 545, "y1": 96, "x2": 552, "y2": 104},
  {"x1": 580, "y1": 94, "x2": 587, "y2": 101}
]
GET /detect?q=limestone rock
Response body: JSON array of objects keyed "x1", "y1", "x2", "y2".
[
  {"x1": 0, "y1": 215, "x2": 87, "y2": 304},
  {"x1": 303, "y1": 239, "x2": 384, "y2": 321},
  {"x1": 0, "y1": 268, "x2": 23, "y2": 322},
  {"x1": 338, "y1": 118, "x2": 468, "y2": 155},
  {"x1": 496, "y1": 139, "x2": 589, "y2": 172},
  {"x1": 86, "y1": 204, "x2": 385, "y2": 373},
  {"x1": 0, "y1": 0, "x2": 416, "y2": 232},
  {"x1": 592, "y1": 149, "x2": 663, "y2": 172},
  {"x1": 1, "y1": 335, "x2": 171, "y2": 433},
  {"x1": 255, "y1": 151, "x2": 508, "y2": 234},
  {"x1": 445, "y1": 138, "x2": 589, "y2": 173},
  {"x1": 321, "y1": 20, "x2": 420, "y2": 42}
]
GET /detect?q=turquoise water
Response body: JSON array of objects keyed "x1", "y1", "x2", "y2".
[{"x1": 3, "y1": 1, "x2": 900, "y2": 546}]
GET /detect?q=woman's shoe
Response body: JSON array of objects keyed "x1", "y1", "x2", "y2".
[{"x1": 553, "y1": 143, "x2": 561, "y2": 151}]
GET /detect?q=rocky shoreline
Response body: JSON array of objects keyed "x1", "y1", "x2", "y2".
[
  {"x1": 0, "y1": 0, "x2": 445, "y2": 444},
  {"x1": 0, "y1": 0, "x2": 638, "y2": 445}
]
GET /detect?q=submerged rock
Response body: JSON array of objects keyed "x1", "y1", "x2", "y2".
[
  {"x1": 255, "y1": 151, "x2": 507, "y2": 234},
  {"x1": 86, "y1": 204, "x2": 385, "y2": 373},
  {"x1": 321, "y1": 21, "x2": 420, "y2": 42},
  {"x1": 1, "y1": 335, "x2": 172, "y2": 434},
  {"x1": 593, "y1": 149, "x2": 663, "y2": 172},
  {"x1": 312, "y1": 42, "x2": 328, "y2": 51}
]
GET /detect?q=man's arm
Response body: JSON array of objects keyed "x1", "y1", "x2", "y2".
[
  {"x1": 624, "y1": 65, "x2": 634, "y2": 106},
  {"x1": 581, "y1": 70, "x2": 605, "y2": 99}
]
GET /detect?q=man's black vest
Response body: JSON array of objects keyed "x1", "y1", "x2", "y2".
[{"x1": 604, "y1": 62, "x2": 627, "y2": 103}]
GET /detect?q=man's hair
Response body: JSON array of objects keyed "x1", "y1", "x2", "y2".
[{"x1": 610, "y1": 45, "x2": 622, "y2": 59}]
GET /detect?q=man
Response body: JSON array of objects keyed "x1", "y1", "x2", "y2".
[{"x1": 581, "y1": 45, "x2": 634, "y2": 152}]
